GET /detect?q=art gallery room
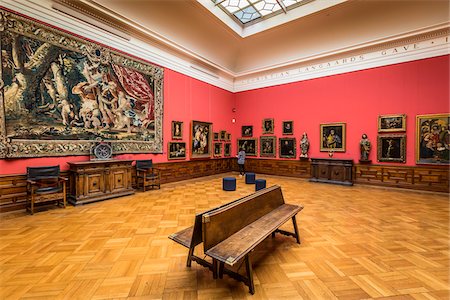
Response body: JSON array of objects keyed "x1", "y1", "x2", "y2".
[{"x1": 0, "y1": 0, "x2": 449, "y2": 299}]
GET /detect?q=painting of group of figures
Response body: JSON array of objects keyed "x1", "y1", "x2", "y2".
[{"x1": 0, "y1": 10, "x2": 163, "y2": 158}]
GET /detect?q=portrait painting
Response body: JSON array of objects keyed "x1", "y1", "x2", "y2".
[
  {"x1": 237, "y1": 138, "x2": 257, "y2": 157},
  {"x1": 214, "y1": 132, "x2": 219, "y2": 141},
  {"x1": 214, "y1": 142, "x2": 222, "y2": 157},
  {"x1": 320, "y1": 123, "x2": 346, "y2": 152},
  {"x1": 260, "y1": 136, "x2": 277, "y2": 157},
  {"x1": 416, "y1": 114, "x2": 449, "y2": 165},
  {"x1": 172, "y1": 121, "x2": 183, "y2": 140},
  {"x1": 282, "y1": 121, "x2": 294, "y2": 135},
  {"x1": 0, "y1": 10, "x2": 164, "y2": 158},
  {"x1": 168, "y1": 142, "x2": 186, "y2": 160},
  {"x1": 191, "y1": 120, "x2": 212, "y2": 159},
  {"x1": 220, "y1": 130, "x2": 227, "y2": 141},
  {"x1": 242, "y1": 125, "x2": 253, "y2": 137},
  {"x1": 279, "y1": 137, "x2": 296, "y2": 158},
  {"x1": 378, "y1": 114, "x2": 406, "y2": 132},
  {"x1": 377, "y1": 134, "x2": 406, "y2": 163},
  {"x1": 224, "y1": 143, "x2": 231, "y2": 157},
  {"x1": 262, "y1": 118, "x2": 274, "y2": 134}
]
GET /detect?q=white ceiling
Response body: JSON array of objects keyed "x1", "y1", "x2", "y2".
[{"x1": 84, "y1": 0, "x2": 449, "y2": 76}]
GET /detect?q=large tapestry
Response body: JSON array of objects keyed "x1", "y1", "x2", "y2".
[{"x1": 0, "y1": 10, "x2": 163, "y2": 158}]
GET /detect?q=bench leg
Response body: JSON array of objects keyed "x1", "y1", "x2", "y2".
[
  {"x1": 186, "y1": 246, "x2": 195, "y2": 267},
  {"x1": 219, "y1": 262, "x2": 224, "y2": 279},
  {"x1": 245, "y1": 254, "x2": 255, "y2": 295},
  {"x1": 213, "y1": 259, "x2": 218, "y2": 279},
  {"x1": 292, "y1": 215, "x2": 301, "y2": 244}
]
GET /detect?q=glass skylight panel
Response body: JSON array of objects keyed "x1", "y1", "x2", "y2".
[
  {"x1": 281, "y1": 0, "x2": 301, "y2": 9},
  {"x1": 221, "y1": 0, "x2": 251, "y2": 13},
  {"x1": 212, "y1": 0, "x2": 314, "y2": 26},
  {"x1": 253, "y1": 0, "x2": 282, "y2": 16},
  {"x1": 234, "y1": 6, "x2": 261, "y2": 23}
]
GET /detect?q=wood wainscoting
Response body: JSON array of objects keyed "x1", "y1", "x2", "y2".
[
  {"x1": 233, "y1": 158, "x2": 311, "y2": 179},
  {"x1": 238, "y1": 158, "x2": 449, "y2": 193},
  {"x1": 1, "y1": 158, "x2": 447, "y2": 213},
  {"x1": 0, "y1": 158, "x2": 233, "y2": 213},
  {"x1": 354, "y1": 164, "x2": 449, "y2": 193}
]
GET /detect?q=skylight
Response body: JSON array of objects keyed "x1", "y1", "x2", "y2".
[{"x1": 212, "y1": 0, "x2": 312, "y2": 25}]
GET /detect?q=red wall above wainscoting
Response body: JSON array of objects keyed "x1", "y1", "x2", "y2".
[
  {"x1": 235, "y1": 55, "x2": 449, "y2": 166},
  {"x1": 0, "y1": 69, "x2": 236, "y2": 175},
  {"x1": 0, "y1": 56, "x2": 448, "y2": 174}
]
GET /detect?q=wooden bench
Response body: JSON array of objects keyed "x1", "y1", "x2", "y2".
[
  {"x1": 168, "y1": 192, "x2": 249, "y2": 271},
  {"x1": 202, "y1": 185, "x2": 303, "y2": 294},
  {"x1": 169, "y1": 185, "x2": 303, "y2": 294}
]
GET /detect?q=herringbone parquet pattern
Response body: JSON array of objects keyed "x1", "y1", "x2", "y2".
[{"x1": 0, "y1": 173, "x2": 448, "y2": 299}]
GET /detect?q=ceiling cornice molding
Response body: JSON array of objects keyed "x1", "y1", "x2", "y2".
[
  {"x1": 234, "y1": 26, "x2": 450, "y2": 92},
  {"x1": 2, "y1": 0, "x2": 448, "y2": 93}
]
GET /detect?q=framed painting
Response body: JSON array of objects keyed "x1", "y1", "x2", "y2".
[
  {"x1": 262, "y1": 118, "x2": 274, "y2": 134},
  {"x1": 377, "y1": 134, "x2": 406, "y2": 163},
  {"x1": 191, "y1": 120, "x2": 212, "y2": 159},
  {"x1": 168, "y1": 142, "x2": 186, "y2": 160},
  {"x1": 242, "y1": 125, "x2": 253, "y2": 137},
  {"x1": 279, "y1": 137, "x2": 296, "y2": 158},
  {"x1": 237, "y1": 138, "x2": 257, "y2": 157},
  {"x1": 282, "y1": 121, "x2": 294, "y2": 135},
  {"x1": 260, "y1": 136, "x2": 277, "y2": 157},
  {"x1": 172, "y1": 121, "x2": 183, "y2": 140},
  {"x1": 224, "y1": 143, "x2": 231, "y2": 157},
  {"x1": 378, "y1": 114, "x2": 406, "y2": 132},
  {"x1": 416, "y1": 113, "x2": 449, "y2": 165},
  {"x1": 320, "y1": 123, "x2": 346, "y2": 152},
  {"x1": 213, "y1": 132, "x2": 219, "y2": 141},
  {"x1": 220, "y1": 130, "x2": 227, "y2": 141},
  {"x1": 227, "y1": 133, "x2": 232, "y2": 141},
  {"x1": 0, "y1": 10, "x2": 164, "y2": 158},
  {"x1": 213, "y1": 142, "x2": 222, "y2": 157}
]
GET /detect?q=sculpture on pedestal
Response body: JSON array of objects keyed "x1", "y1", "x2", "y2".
[
  {"x1": 300, "y1": 132, "x2": 310, "y2": 159},
  {"x1": 359, "y1": 133, "x2": 371, "y2": 162}
]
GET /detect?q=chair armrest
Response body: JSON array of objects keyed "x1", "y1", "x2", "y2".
[
  {"x1": 136, "y1": 168, "x2": 148, "y2": 172},
  {"x1": 58, "y1": 176, "x2": 68, "y2": 182},
  {"x1": 26, "y1": 179, "x2": 37, "y2": 185}
]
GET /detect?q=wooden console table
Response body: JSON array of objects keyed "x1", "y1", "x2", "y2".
[
  {"x1": 67, "y1": 160, "x2": 135, "y2": 205},
  {"x1": 310, "y1": 158, "x2": 353, "y2": 186}
]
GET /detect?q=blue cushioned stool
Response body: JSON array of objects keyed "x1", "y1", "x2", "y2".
[
  {"x1": 223, "y1": 177, "x2": 236, "y2": 191},
  {"x1": 255, "y1": 179, "x2": 266, "y2": 191},
  {"x1": 245, "y1": 173, "x2": 256, "y2": 184}
]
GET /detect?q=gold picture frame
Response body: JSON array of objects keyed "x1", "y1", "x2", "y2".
[
  {"x1": 416, "y1": 113, "x2": 449, "y2": 165},
  {"x1": 237, "y1": 138, "x2": 257, "y2": 156},
  {"x1": 262, "y1": 118, "x2": 274, "y2": 134},
  {"x1": 279, "y1": 137, "x2": 296, "y2": 158},
  {"x1": 378, "y1": 114, "x2": 406, "y2": 132},
  {"x1": 320, "y1": 123, "x2": 346, "y2": 152},
  {"x1": 172, "y1": 121, "x2": 183, "y2": 140},
  {"x1": 260, "y1": 136, "x2": 277, "y2": 157},
  {"x1": 190, "y1": 120, "x2": 212, "y2": 159},
  {"x1": 168, "y1": 142, "x2": 186, "y2": 160},
  {"x1": 377, "y1": 134, "x2": 406, "y2": 163}
]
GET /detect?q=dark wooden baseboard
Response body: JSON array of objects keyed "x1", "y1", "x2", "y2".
[{"x1": 1, "y1": 157, "x2": 447, "y2": 213}]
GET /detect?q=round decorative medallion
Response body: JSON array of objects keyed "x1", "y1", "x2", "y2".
[{"x1": 93, "y1": 143, "x2": 113, "y2": 160}]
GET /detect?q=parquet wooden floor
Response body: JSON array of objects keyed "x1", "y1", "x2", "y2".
[{"x1": 0, "y1": 173, "x2": 448, "y2": 300}]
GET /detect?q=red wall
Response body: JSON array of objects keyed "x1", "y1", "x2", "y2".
[
  {"x1": 235, "y1": 55, "x2": 449, "y2": 166},
  {"x1": 0, "y1": 55, "x2": 448, "y2": 174},
  {"x1": 0, "y1": 69, "x2": 236, "y2": 175}
]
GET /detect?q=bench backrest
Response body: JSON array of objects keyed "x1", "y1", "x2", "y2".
[
  {"x1": 202, "y1": 185, "x2": 284, "y2": 252},
  {"x1": 189, "y1": 191, "x2": 260, "y2": 247}
]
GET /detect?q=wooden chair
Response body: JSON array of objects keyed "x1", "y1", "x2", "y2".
[
  {"x1": 136, "y1": 160, "x2": 161, "y2": 191},
  {"x1": 26, "y1": 166, "x2": 67, "y2": 215}
]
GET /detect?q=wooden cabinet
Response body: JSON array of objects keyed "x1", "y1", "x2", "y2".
[
  {"x1": 310, "y1": 158, "x2": 353, "y2": 186},
  {"x1": 67, "y1": 160, "x2": 134, "y2": 205}
]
